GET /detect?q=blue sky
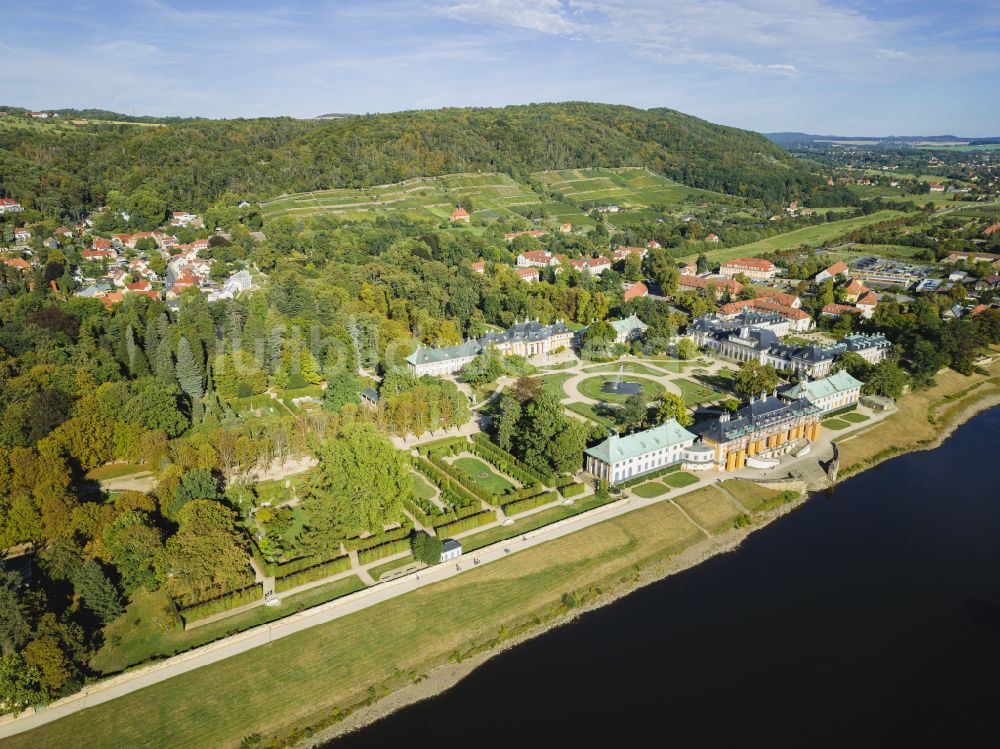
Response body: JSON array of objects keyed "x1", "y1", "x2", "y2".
[{"x1": 1, "y1": 0, "x2": 998, "y2": 135}]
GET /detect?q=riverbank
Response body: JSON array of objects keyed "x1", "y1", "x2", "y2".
[{"x1": 3, "y1": 363, "x2": 998, "y2": 749}]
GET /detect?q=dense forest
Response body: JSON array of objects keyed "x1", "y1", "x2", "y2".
[{"x1": 0, "y1": 102, "x2": 824, "y2": 219}]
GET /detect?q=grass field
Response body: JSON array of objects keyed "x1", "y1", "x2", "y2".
[
  {"x1": 85, "y1": 463, "x2": 146, "y2": 481},
  {"x1": 458, "y1": 493, "x2": 612, "y2": 551},
  {"x1": 538, "y1": 373, "x2": 574, "y2": 399},
  {"x1": 719, "y1": 480, "x2": 787, "y2": 513},
  {"x1": 369, "y1": 555, "x2": 419, "y2": 581},
  {"x1": 453, "y1": 456, "x2": 515, "y2": 494},
  {"x1": 632, "y1": 481, "x2": 670, "y2": 498},
  {"x1": 841, "y1": 412, "x2": 870, "y2": 424},
  {"x1": 565, "y1": 401, "x2": 617, "y2": 429},
  {"x1": 582, "y1": 363, "x2": 664, "y2": 376},
  {"x1": 684, "y1": 210, "x2": 903, "y2": 263},
  {"x1": 822, "y1": 418, "x2": 851, "y2": 430},
  {"x1": 12, "y1": 491, "x2": 723, "y2": 749},
  {"x1": 672, "y1": 486, "x2": 742, "y2": 533},
  {"x1": 673, "y1": 378, "x2": 725, "y2": 405},
  {"x1": 663, "y1": 472, "x2": 699, "y2": 488},
  {"x1": 410, "y1": 473, "x2": 438, "y2": 501},
  {"x1": 577, "y1": 375, "x2": 665, "y2": 404},
  {"x1": 90, "y1": 577, "x2": 367, "y2": 676}
]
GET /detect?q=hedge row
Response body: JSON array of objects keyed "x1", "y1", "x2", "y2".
[
  {"x1": 274, "y1": 555, "x2": 351, "y2": 592},
  {"x1": 413, "y1": 456, "x2": 482, "y2": 510},
  {"x1": 433, "y1": 509, "x2": 497, "y2": 536},
  {"x1": 617, "y1": 462, "x2": 681, "y2": 489},
  {"x1": 559, "y1": 482, "x2": 586, "y2": 498},
  {"x1": 344, "y1": 523, "x2": 413, "y2": 552},
  {"x1": 177, "y1": 584, "x2": 263, "y2": 623},
  {"x1": 824, "y1": 403, "x2": 859, "y2": 418},
  {"x1": 358, "y1": 538, "x2": 411, "y2": 565},
  {"x1": 468, "y1": 436, "x2": 547, "y2": 486},
  {"x1": 502, "y1": 491, "x2": 558, "y2": 516},
  {"x1": 416, "y1": 436, "x2": 468, "y2": 457},
  {"x1": 470, "y1": 433, "x2": 550, "y2": 484},
  {"x1": 426, "y1": 452, "x2": 499, "y2": 505},
  {"x1": 265, "y1": 548, "x2": 345, "y2": 578}
]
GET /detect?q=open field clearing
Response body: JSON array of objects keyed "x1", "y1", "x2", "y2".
[
  {"x1": 685, "y1": 210, "x2": 903, "y2": 262},
  {"x1": 673, "y1": 486, "x2": 743, "y2": 533}
]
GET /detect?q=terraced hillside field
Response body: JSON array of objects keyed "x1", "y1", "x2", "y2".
[
  {"x1": 532, "y1": 167, "x2": 750, "y2": 226},
  {"x1": 260, "y1": 172, "x2": 549, "y2": 223}
]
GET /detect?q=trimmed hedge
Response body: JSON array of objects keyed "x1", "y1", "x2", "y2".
[
  {"x1": 358, "y1": 538, "x2": 411, "y2": 565},
  {"x1": 274, "y1": 555, "x2": 351, "y2": 592},
  {"x1": 413, "y1": 456, "x2": 482, "y2": 510},
  {"x1": 265, "y1": 548, "x2": 345, "y2": 578},
  {"x1": 433, "y1": 509, "x2": 497, "y2": 536},
  {"x1": 427, "y1": 452, "x2": 498, "y2": 505},
  {"x1": 471, "y1": 433, "x2": 550, "y2": 484},
  {"x1": 617, "y1": 462, "x2": 681, "y2": 489},
  {"x1": 824, "y1": 403, "x2": 859, "y2": 418},
  {"x1": 416, "y1": 436, "x2": 468, "y2": 456},
  {"x1": 178, "y1": 584, "x2": 263, "y2": 623},
  {"x1": 502, "y1": 490, "x2": 558, "y2": 516},
  {"x1": 344, "y1": 523, "x2": 413, "y2": 552},
  {"x1": 559, "y1": 482, "x2": 585, "y2": 498}
]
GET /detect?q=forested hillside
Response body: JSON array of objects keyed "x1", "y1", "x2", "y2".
[{"x1": 0, "y1": 102, "x2": 822, "y2": 219}]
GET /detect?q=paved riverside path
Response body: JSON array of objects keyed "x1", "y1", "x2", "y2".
[{"x1": 0, "y1": 473, "x2": 731, "y2": 741}]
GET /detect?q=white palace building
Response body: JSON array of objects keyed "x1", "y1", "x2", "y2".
[{"x1": 584, "y1": 419, "x2": 709, "y2": 484}]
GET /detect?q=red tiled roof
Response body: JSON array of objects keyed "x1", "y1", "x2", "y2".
[
  {"x1": 515, "y1": 267, "x2": 539, "y2": 280},
  {"x1": 984, "y1": 223, "x2": 1000, "y2": 237},
  {"x1": 823, "y1": 261, "x2": 849, "y2": 276},
  {"x1": 623, "y1": 281, "x2": 648, "y2": 301},
  {"x1": 450, "y1": 207, "x2": 469, "y2": 220},
  {"x1": 721, "y1": 257, "x2": 775, "y2": 272},
  {"x1": 5, "y1": 258, "x2": 30, "y2": 270},
  {"x1": 678, "y1": 275, "x2": 743, "y2": 296},
  {"x1": 101, "y1": 292, "x2": 125, "y2": 308},
  {"x1": 822, "y1": 303, "x2": 861, "y2": 316}
]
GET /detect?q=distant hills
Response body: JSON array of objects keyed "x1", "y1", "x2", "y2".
[{"x1": 767, "y1": 132, "x2": 1000, "y2": 147}]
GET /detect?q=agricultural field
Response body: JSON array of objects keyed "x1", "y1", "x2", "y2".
[
  {"x1": 686, "y1": 210, "x2": 904, "y2": 263},
  {"x1": 260, "y1": 172, "x2": 550, "y2": 223}
]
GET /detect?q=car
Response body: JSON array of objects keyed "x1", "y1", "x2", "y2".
[
  {"x1": 502, "y1": 519, "x2": 514, "y2": 526},
  {"x1": 265, "y1": 597, "x2": 281, "y2": 607}
]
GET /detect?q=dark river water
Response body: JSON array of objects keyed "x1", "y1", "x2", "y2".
[{"x1": 330, "y1": 408, "x2": 1000, "y2": 746}]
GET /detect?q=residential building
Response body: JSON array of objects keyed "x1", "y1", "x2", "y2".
[
  {"x1": 717, "y1": 299, "x2": 813, "y2": 332},
  {"x1": 705, "y1": 233, "x2": 720, "y2": 243},
  {"x1": 943, "y1": 251, "x2": 1000, "y2": 268},
  {"x1": 559, "y1": 223, "x2": 573, "y2": 233},
  {"x1": 560, "y1": 255, "x2": 610, "y2": 276},
  {"x1": 0, "y1": 198, "x2": 23, "y2": 214},
  {"x1": 690, "y1": 395, "x2": 822, "y2": 471},
  {"x1": 516, "y1": 250, "x2": 559, "y2": 268},
  {"x1": 608, "y1": 314, "x2": 648, "y2": 344},
  {"x1": 449, "y1": 207, "x2": 470, "y2": 224},
  {"x1": 821, "y1": 303, "x2": 862, "y2": 318},
  {"x1": 170, "y1": 211, "x2": 202, "y2": 228},
  {"x1": 14, "y1": 228, "x2": 30, "y2": 242},
  {"x1": 719, "y1": 257, "x2": 778, "y2": 280},
  {"x1": 612, "y1": 246, "x2": 647, "y2": 262},
  {"x1": 584, "y1": 420, "x2": 698, "y2": 484},
  {"x1": 815, "y1": 261, "x2": 850, "y2": 284},
  {"x1": 623, "y1": 281, "x2": 648, "y2": 302},
  {"x1": 843, "y1": 279, "x2": 869, "y2": 303},
  {"x1": 678, "y1": 274, "x2": 743, "y2": 298},
  {"x1": 779, "y1": 371, "x2": 863, "y2": 413},
  {"x1": 840, "y1": 333, "x2": 890, "y2": 364},
  {"x1": 856, "y1": 292, "x2": 878, "y2": 319},
  {"x1": 515, "y1": 267, "x2": 540, "y2": 283},
  {"x1": 405, "y1": 319, "x2": 573, "y2": 376},
  {"x1": 360, "y1": 387, "x2": 379, "y2": 408},
  {"x1": 470, "y1": 260, "x2": 486, "y2": 274}
]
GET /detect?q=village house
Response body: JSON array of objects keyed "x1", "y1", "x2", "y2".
[
  {"x1": 560, "y1": 255, "x2": 610, "y2": 276},
  {"x1": 4, "y1": 257, "x2": 31, "y2": 272},
  {"x1": 690, "y1": 394, "x2": 822, "y2": 472},
  {"x1": 928, "y1": 182, "x2": 946, "y2": 192},
  {"x1": 943, "y1": 251, "x2": 1000, "y2": 268},
  {"x1": 983, "y1": 223, "x2": 1000, "y2": 237},
  {"x1": 780, "y1": 371, "x2": 863, "y2": 414},
  {"x1": 842, "y1": 278, "x2": 869, "y2": 303},
  {"x1": 646, "y1": 240, "x2": 661, "y2": 249},
  {"x1": 515, "y1": 267, "x2": 540, "y2": 283},
  {"x1": 207, "y1": 269, "x2": 253, "y2": 302},
  {"x1": 856, "y1": 292, "x2": 878, "y2": 319},
  {"x1": 470, "y1": 260, "x2": 486, "y2": 274},
  {"x1": 584, "y1": 420, "x2": 699, "y2": 484},
  {"x1": 719, "y1": 257, "x2": 778, "y2": 280},
  {"x1": 612, "y1": 246, "x2": 647, "y2": 262},
  {"x1": 170, "y1": 211, "x2": 203, "y2": 228},
  {"x1": 81, "y1": 248, "x2": 119, "y2": 262},
  {"x1": 705, "y1": 233, "x2": 720, "y2": 243},
  {"x1": 559, "y1": 223, "x2": 573, "y2": 233},
  {"x1": 678, "y1": 274, "x2": 744, "y2": 299},
  {"x1": 14, "y1": 228, "x2": 30, "y2": 242},
  {"x1": 449, "y1": 207, "x2": 470, "y2": 224},
  {"x1": 821, "y1": 303, "x2": 862, "y2": 318},
  {"x1": 0, "y1": 198, "x2": 23, "y2": 214},
  {"x1": 815, "y1": 261, "x2": 850, "y2": 284},
  {"x1": 405, "y1": 319, "x2": 573, "y2": 376},
  {"x1": 623, "y1": 281, "x2": 648, "y2": 302},
  {"x1": 516, "y1": 250, "x2": 560, "y2": 268}
]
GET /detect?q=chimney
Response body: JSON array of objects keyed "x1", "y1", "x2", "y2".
[{"x1": 760, "y1": 391, "x2": 767, "y2": 401}]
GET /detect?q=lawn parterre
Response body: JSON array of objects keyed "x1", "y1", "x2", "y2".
[
  {"x1": 577, "y1": 375, "x2": 665, "y2": 403},
  {"x1": 673, "y1": 378, "x2": 725, "y2": 405},
  {"x1": 632, "y1": 481, "x2": 670, "y2": 498},
  {"x1": 822, "y1": 418, "x2": 851, "y2": 430},
  {"x1": 663, "y1": 472, "x2": 699, "y2": 488},
  {"x1": 410, "y1": 473, "x2": 438, "y2": 502},
  {"x1": 452, "y1": 456, "x2": 516, "y2": 495}
]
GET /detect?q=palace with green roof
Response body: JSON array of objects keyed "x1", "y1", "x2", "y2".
[
  {"x1": 584, "y1": 419, "x2": 698, "y2": 484},
  {"x1": 779, "y1": 370, "x2": 863, "y2": 413}
]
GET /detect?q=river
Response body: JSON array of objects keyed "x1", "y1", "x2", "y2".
[{"x1": 329, "y1": 407, "x2": 1000, "y2": 745}]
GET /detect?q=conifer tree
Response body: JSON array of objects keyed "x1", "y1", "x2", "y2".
[{"x1": 175, "y1": 336, "x2": 205, "y2": 422}]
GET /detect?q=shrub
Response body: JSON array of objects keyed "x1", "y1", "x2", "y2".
[
  {"x1": 178, "y1": 584, "x2": 263, "y2": 623},
  {"x1": 358, "y1": 538, "x2": 411, "y2": 565},
  {"x1": 433, "y1": 509, "x2": 496, "y2": 535},
  {"x1": 273, "y1": 555, "x2": 351, "y2": 592},
  {"x1": 502, "y1": 491, "x2": 558, "y2": 516},
  {"x1": 343, "y1": 523, "x2": 413, "y2": 552},
  {"x1": 559, "y1": 482, "x2": 585, "y2": 498},
  {"x1": 411, "y1": 532, "x2": 444, "y2": 565}
]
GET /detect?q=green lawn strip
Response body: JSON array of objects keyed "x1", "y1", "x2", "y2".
[
  {"x1": 841, "y1": 412, "x2": 870, "y2": 424},
  {"x1": 538, "y1": 373, "x2": 574, "y2": 399},
  {"x1": 577, "y1": 375, "x2": 665, "y2": 404},
  {"x1": 452, "y1": 456, "x2": 515, "y2": 494},
  {"x1": 672, "y1": 485, "x2": 742, "y2": 533},
  {"x1": 410, "y1": 473, "x2": 438, "y2": 501},
  {"x1": 663, "y1": 472, "x2": 699, "y2": 488},
  {"x1": 565, "y1": 401, "x2": 616, "y2": 429},
  {"x1": 459, "y1": 493, "x2": 611, "y2": 551},
  {"x1": 632, "y1": 481, "x2": 669, "y2": 498},
  {"x1": 89, "y1": 577, "x2": 367, "y2": 676},
  {"x1": 15, "y1": 499, "x2": 708, "y2": 749},
  {"x1": 368, "y1": 554, "x2": 419, "y2": 581},
  {"x1": 719, "y1": 479, "x2": 786, "y2": 513},
  {"x1": 85, "y1": 463, "x2": 147, "y2": 481},
  {"x1": 673, "y1": 377, "x2": 725, "y2": 405},
  {"x1": 582, "y1": 363, "x2": 663, "y2": 376},
  {"x1": 822, "y1": 418, "x2": 851, "y2": 430}
]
